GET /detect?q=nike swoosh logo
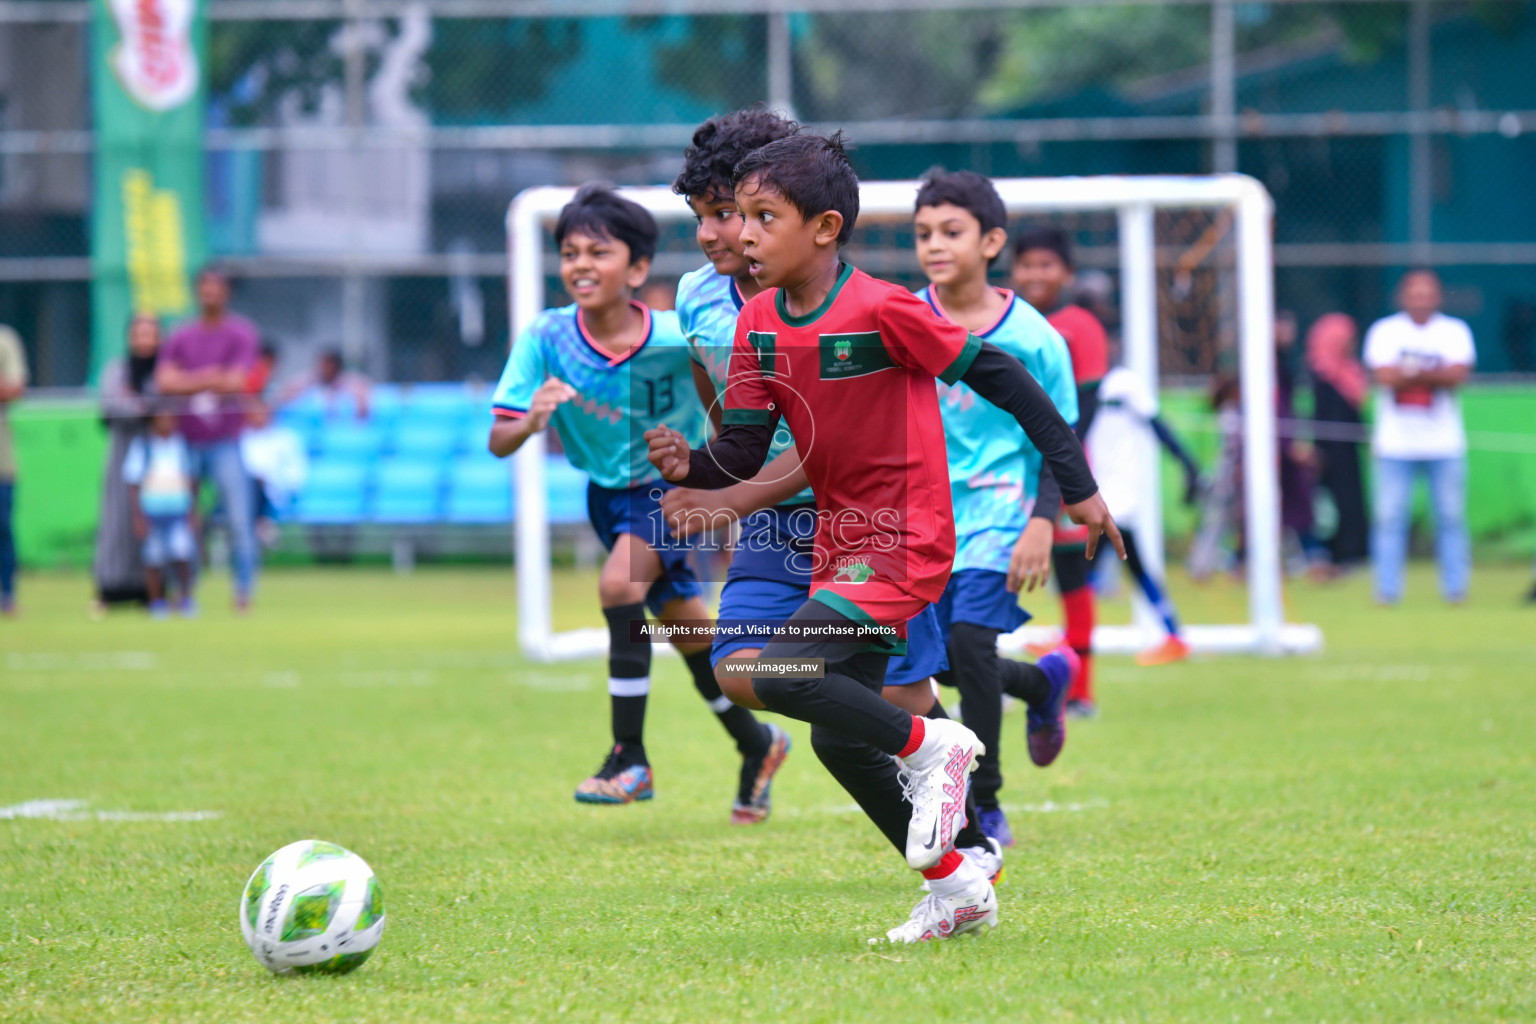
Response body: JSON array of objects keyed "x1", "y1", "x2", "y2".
[{"x1": 922, "y1": 820, "x2": 938, "y2": 851}]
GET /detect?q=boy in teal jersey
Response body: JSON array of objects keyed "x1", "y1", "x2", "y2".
[
  {"x1": 913, "y1": 170, "x2": 1084, "y2": 850},
  {"x1": 489, "y1": 184, "x2": 783, "y2": 820}
]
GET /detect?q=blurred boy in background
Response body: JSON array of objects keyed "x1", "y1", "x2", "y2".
[{"x1": 1013, "y1": 226, "x2": 1106, "y2": 717}]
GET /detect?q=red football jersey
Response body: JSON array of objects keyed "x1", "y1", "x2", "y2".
[
  {"x1": 1046, "y1": 304, "x2": 1108, "y2": 385},
  {"x1": 723, "y1": 264, "x2": 980, "y2": 603}
]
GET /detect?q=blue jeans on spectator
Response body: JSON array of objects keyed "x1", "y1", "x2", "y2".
[
  {"x1": 0, "y1": 479, "x2": 14, "y2": 604},
  {"x1": 1372, "y1": 455, "x2": 1469, "y2": 603},
  {"x1": 190, "y1": 440, "x2": 257, "y2": 600}
]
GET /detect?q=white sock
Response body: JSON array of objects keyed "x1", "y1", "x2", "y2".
[{"x1": 926, "y1": 854, "x2": 984, "y2": 896}]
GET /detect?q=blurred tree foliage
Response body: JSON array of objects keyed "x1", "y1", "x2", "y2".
[
  {"x1": 630, "y1": 16, "x2": 766, "y2": 113},
  {"x1": 203, "y1": 3, "x2": 1528, "y2": 126},
  {"x1": 206, "y1": 18, "x2": 582, "y2": 125},
  {"x1": 206, "y1": 19, "x2": 349, "y2": 125},
  {"x1": 423, "y1": 20, "x2": 582, "y2": 121}
]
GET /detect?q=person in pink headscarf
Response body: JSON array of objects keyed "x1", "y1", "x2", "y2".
[{"x1": 1307, "y1": 313, "x2": 1370, "y2": 568}]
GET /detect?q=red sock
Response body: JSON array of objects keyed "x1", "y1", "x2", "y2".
[
  {"x1": 920, "y1": 849, "x2": 964, "y2": 881},
  {"x1": 1062, "y1": 586, "x2": 1095, "y2": 703},
  {"x1": 897, "y1": 716, "x2": 925, "y2": 758}
]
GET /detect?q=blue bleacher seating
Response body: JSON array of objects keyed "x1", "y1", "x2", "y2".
[
  {"x1": 316, "y1": 421, "x2": 384, "y2": 461},
  {"x1": 458, "y1": 419, "x2": 492, "y2": 458},
  {"x1": 391, "y1": 419, "x2": 460, "y2": 461},
  {"x1": 445, "y1": 457, "x2": 513, "y2": 523},
  {"x1": 402, "y1": 383, "x2": 475, "y2": 426},
  {"x1": 366, "y1": 385, "x2": 403, "y2": 431},
  {"x1": 295, "y1": 459, "x2": 369, "y2": 524},
  {"x1": 370, "y1": 459, "x2": 444, "y2": 523}
]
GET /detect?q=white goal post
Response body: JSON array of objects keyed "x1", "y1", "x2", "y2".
[{"x1": 505, "y1": 175, "x2": 1323, "y2": 662}]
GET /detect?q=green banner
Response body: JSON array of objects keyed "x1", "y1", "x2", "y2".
[{"x1": 90, "y1": 0, "x2": 208, "y2": 380}]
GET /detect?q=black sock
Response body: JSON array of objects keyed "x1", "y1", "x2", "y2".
[
  {"x1": 604, "y1": 602, "x2": 650, "y2": 762},
  {"x1": 683, "y1": 648, "x2": 770, "y2": 758},
  {"x1": 925, "y1": 697, "x2": 990, "y2": 850},
  {"x1": 809, "y1": 724, "x2": 911, "y2": 856},
  {"x1": 947, "y1": 622, "x2": 1005, "y2": 812},
  {"x1": 998, "y1": 658, "x2": 1050, "y2": 707}
]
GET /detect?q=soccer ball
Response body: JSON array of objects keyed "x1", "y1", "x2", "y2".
[{"x1": 239, "y1": 839, "x2": 385, "y2": 975}]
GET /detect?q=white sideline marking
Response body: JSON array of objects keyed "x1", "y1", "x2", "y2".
[
  {"x1": 338, "y1": 670, "x2": 435, "y2": 687},
  {"x1": 514, "y1": 672, "x2": 593, "y2": 693},
  {"x1": 264, "y1": 671, "x2": 301, "y2": 688},
  {"x1": 6, "y1": 652, "x2": 158, "y2": 672},
  {"x1": 1311, "y1": 663, "x2": 1469, "y2": 683},
  {"x1": 999, "y1": 799, "x2": 1108, "y2": 814},
  {"x1": 0, "y1": 799, "x2": 220, "y2": 822},
  {"x1": 785, "y1": 799, "x2": 1106, "y2": 819}
]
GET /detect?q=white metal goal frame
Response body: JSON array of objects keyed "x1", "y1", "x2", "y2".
[{"x1": 505, "y1": 175, "x2": 1323, "y2": 662}]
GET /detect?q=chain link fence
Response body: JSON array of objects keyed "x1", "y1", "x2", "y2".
[{"x1": 2, "y1": 1, "x2": 1535, "y2": 386}]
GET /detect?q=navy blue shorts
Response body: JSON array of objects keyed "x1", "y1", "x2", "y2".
[
  {"x1": 710, "y1": 578, "x2": 949, "y2": 686},
  {"x1": 887, "y1": 604, "x2": 949, "y2": 686},
  {"x1": 727, "y1": 503, "x2": 818, "y2": 584},
  {"x1": 934, "y1": 568, "x2": 1030, "y2": 646},
  {"x1": 587, "y1": 481, "x2": 702, "y2": 617}
]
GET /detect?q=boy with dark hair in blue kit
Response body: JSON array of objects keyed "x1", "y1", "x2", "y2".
[
  {"x1": 912, "y1": 170, "x2": 1083, "y2": 850},
  {"x1": 488, "y1": 184, "x2": 783, "y2": 818}
]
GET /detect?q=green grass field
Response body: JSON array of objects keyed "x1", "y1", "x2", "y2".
[{"x1": 3, "y1": 565, "x2": 1534, "y2": 1023}]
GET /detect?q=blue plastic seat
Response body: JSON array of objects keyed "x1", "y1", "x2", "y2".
[
  {"x1": 295, "y1": 459, "x2": 369, "y2": 524},
  {"x1": 391, "y1": 419, "x2": 460, "y2": 461},
  {"x1": 366, "y1": 384, "x2": 403, "y2": 431},
  {"x1": 275, "y1": 408, "x2": 320, "y2": 451},
  {"x1": 316, "y1": 421, "x2": 384, "y2": 461},
  {"x1": 401, "y1": 383, "x2": 475, "y2": 426},
  {"x1": 546, "y1": 455, "x2": 590, "y2": 526},
  {"x1": 370, "y1": 459, "x2": 444, "y2": 523},
  {"x1": 445, "y1": 457, "x2": 513, "y2": 523},
  {"x1": 458, "y1": 419, "x2": 493, "y2": 457}
]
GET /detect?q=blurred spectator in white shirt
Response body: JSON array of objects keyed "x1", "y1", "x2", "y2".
[{"x1": 1363, "y1": 269, "x2": 1475, "y2": 605}]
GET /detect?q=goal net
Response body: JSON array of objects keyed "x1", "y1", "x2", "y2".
[{"x1": 505, "y1": 176, "x2": 1323, "y2": 662}]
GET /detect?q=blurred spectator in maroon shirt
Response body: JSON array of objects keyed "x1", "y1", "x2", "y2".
[{"x1": 155, "y1": 267, "x2": 260, "y2": 611}]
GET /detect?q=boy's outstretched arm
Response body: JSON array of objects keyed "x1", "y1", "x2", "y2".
[
  {"x1": 645, "y1": 419, "x2": 775, "y2": 489},
  {"x1": 487, "y1": 377, "x2": 575, "y2": 458},
  {"x1": 661, "y1": 445, "x2": 809, "y2": 539},
  {"x1": 959, "y1": 341, "x2": 1125, "y2": 560}
]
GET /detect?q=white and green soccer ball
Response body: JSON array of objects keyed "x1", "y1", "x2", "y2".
[{"x1": 239, "y1": 839, "x2": 385, "y2": 975}]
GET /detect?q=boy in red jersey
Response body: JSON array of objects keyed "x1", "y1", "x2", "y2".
[
  {"x1": 1013, "y1": 225, "x2": 1109, "y2": 717},
  {"x1": 647, "y1": 134, "x2": 1121, "y2": 942}
]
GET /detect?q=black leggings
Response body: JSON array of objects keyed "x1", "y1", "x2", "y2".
[{"x1": 751, "y1": 601, "x2": 917, "y2": 855}]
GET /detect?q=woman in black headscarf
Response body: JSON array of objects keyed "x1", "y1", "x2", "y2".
[{"x1": 92, "y1": 314, "x2": 163, "y2": 610}]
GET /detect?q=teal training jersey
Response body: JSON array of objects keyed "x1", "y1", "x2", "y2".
[
  {"x1": 920, "y1": 286, "x2": 1079, "y2": 574},
  {"x1": 491, "y1": 301, "x2": 707, "y2": 490},
  {"x1": 676, "y1": 263, "x2": 813, "y2": 505}
]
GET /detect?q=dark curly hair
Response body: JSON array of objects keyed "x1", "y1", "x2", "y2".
[
  {"x1": 915, "y1": 169, "x2": 1009, "y2": 265},
  {"x1": 554, "y1": 182, "x2": 658, "y2": 264},
  {"x1": 732, "y1": 130, "x2": 859, "y2": 247},
  {"x1": 672, "y1": 105, "x2": 800, "y2": 203},
  {"x1": 1012, "y1": 223, "x2": 1073, "y2": 268}
]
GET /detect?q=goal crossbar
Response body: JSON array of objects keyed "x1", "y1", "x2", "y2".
[{"x1": 506, "y1": 175, "x2": 1323, "y2": 662}]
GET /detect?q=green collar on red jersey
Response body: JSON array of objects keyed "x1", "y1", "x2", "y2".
[{"x1": 775, "y1": 262, "x2": 853, "y2": 328}]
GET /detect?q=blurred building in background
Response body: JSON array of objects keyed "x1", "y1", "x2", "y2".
[{"x1": 2, "y1": 0, "x2": 1535, "y2": 386}]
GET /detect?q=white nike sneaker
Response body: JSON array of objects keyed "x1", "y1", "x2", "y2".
[
  {"x1": 898, "y1": 718, "x2": 984, "y2": 870},
  {"x1": 876, "y1": 874, "x2": 999, "y2": 944}
]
